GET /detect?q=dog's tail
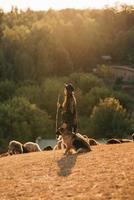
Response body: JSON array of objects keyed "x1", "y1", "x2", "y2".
[{"x1": 76, "y1": 133, "x2": 89, "y2": 143}]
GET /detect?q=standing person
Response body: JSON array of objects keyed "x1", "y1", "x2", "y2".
[{"x1": 58, "y1": 83, "x2": 77, "y2": 133}]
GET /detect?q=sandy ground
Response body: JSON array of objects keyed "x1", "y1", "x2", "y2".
[{"x1": 0, "y1": 143, "x2": 133, "y2": 200}]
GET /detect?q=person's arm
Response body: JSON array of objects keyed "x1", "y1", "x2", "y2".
[{"x1": 57, "y1": 102, "x2": 63, "y2": 110}]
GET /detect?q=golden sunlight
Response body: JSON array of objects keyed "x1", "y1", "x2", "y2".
[{"x1": 0, "y1": 0, "x2": 134, "y2": 12}]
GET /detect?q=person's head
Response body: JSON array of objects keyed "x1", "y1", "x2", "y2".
[{"x1": 64, "y1": 83, "x2": 74, "y2": 95}]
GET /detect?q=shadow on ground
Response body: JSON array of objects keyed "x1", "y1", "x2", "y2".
[{"x1": 57, "y1": 154, "x2": 78, "y2": 177}]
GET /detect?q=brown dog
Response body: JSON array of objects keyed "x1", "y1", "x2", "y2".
[{"x1": 56, "y1": 124, "x2": 91, "y2": 154}]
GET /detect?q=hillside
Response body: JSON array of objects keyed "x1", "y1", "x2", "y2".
[{"x1": 0, "y1": 143, "x2": 133, "y2": 200}]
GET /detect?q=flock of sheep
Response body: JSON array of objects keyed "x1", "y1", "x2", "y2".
[
  {"x1": 0, "y1": 133, "x2": 133, "y2": 157},
  {"x1": 6, "y1": 136, "x2": 98, "y2": 156},
  {"x1": 0, "y1": 140, "x2": 52, "y2": 157},
  {"x1": 8, "y1": 140, "x2": 42, "y2": 154}
]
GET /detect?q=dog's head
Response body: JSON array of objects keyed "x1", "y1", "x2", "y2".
[
  {"x1": 56, "y1": 127, "x2": 64, "y2": 138},
  {"x1": 56, "y1": 123, "x2": 68, "y2": 138}
]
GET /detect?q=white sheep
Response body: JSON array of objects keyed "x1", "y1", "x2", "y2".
[
  {"x1": 8, "y1": 140, "x2": 42, "y2": 155},
  {"x1": 23, "y1": 142, "x2": 41, "y2": 153},
  {"x1": 8, "y1": 140, "x2": 23, "y2": 155}
]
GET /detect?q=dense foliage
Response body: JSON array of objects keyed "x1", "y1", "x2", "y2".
[
  {"x1": 1, "y1": 6, "x2": 134, "y2": 81},
  {"x1": 90, "y1": 97, "x2": 131, "y2": 138},
  {"x1": 0, "y1": 6, "x2": 134, "y2": 151}
]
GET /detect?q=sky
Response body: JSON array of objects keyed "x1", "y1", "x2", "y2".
[{"x1": 0, "y1": 0, "x2": 134, "y2": 12}]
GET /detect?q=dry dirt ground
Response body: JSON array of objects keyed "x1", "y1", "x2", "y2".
[{"x1": 0, "y1": 143, "x2": 133, "y2": 200}]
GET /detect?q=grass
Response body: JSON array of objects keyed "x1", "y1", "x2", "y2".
[{"x1": 0, "y1": 143, "x2": 133, "y2": 200}]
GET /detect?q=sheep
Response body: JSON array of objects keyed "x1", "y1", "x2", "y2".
[
  {"x1": 132, "y1": 133, "x2": 134, "y2": 141},
  {"x1": 89, "y1": 138, "x2": 100, "y2": 146},
  {"x1": 8, "y1": 140, "x2": 42, "y2": 155},
  {"x1": 119, "y1": 133, "x2": 134, "y2": 143},
  {"x1": 106, "y1": 138, "x2": 121, "y2": 144},
  {"x1": 8, "y1": 140, "x2": 23, "y2": 155},
  {"x1": 23, "y1": 142, "x2": 41, "y2": 153},
  {"x1": 119, "y1": 139, "x2": 132, "y2": 143},
  {"x1": 43, "y1": 146, "x2": 53, "y2": 151},
  {"x1": 82, "y1": 134, "x2": 99, "y2": 145}
]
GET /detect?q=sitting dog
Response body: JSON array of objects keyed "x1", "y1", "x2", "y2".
[
  {"x1": 56, "y1": 124, "x2": 91, "y2": 154},
  {"x1": 54, "y1": 135, "x2": 66, "y2": 150}
]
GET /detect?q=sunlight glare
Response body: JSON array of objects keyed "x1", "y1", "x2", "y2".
[{"x1": 0, "y1": 0, "x2": 134, "y2": 12}]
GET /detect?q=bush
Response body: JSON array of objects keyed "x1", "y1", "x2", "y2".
[
  {"x1": 89, "y1": 97, "x2": 131, "y2": 139},
  {"x1": 0, "y1": 80, "x2": 16, "y2": 102},
  {"x1": 0, "y1": 97, "x2": 55, "y2": 152},
  {"x1": 40, "y1": 77, "x2": 67, "y2": 118},
  {"x1": 69, "y1": 73, "x2": 104, "y2": 93}
]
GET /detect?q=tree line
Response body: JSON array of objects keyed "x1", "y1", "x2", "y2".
[{"x1": 0, "y1": 6, "x2": 134, "y2": 152}]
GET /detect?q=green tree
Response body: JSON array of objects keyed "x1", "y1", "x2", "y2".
[
  {"x1": 40, "y1": 77, "x2": 67, "y2": 118},
  {"x1": 77, "y1": 87, "x2": 111, "y2": 116},
  {"x1": 0, "y1": 80, "x2": 16, "y2": 102},
  {"x1": 69, "y1": 73, "x2": 104, "y2": 93},
  {"x1": 89, "y1": 97, "x2": 131, "y2": 138},
  {"x1": 0, "y1": 97, "x2": 55, "y2": 152},
  {"x1": 15, "y1": 83, "x2": 41, "y2": 106}
]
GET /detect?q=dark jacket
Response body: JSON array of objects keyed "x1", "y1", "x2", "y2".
[{"x1": 60, "y1": 94, "x2": 77, "y2": 133}]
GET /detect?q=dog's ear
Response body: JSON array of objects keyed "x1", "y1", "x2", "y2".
[
  {"x1": 61, "y1": 123, "x2": 67, "y2": 129},
  {"x1": 56, "y1": 129, "x2": 60, "y2": 137}
]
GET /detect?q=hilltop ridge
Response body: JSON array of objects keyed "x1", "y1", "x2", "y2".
[{"x1": 0, "y1": 143, "x2": 133, "y2": 200}]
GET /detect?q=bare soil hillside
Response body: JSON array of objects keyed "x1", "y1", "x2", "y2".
[{"x1": 0, "y1": 143, "x2": 133, "y2": 200}]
